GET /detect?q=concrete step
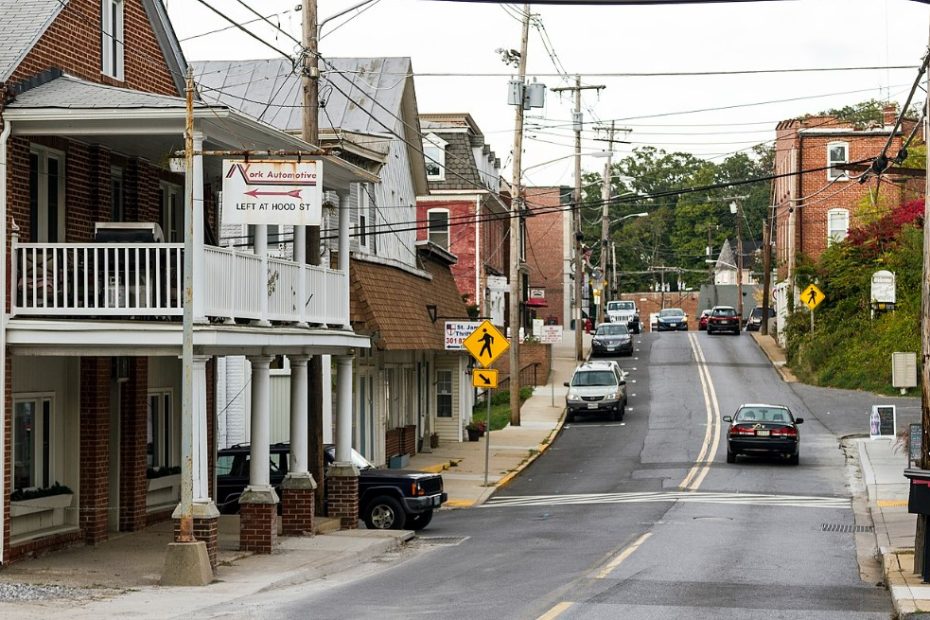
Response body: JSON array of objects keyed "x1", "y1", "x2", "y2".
[{"x1": 314, "y1": 517, "x2": 342, "y2": 535}]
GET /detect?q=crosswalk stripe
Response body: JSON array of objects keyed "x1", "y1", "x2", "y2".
[{"x1": 483, "y1": 489, "x2": 850, "y2": 510}]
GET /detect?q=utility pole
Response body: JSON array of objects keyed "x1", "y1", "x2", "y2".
[
  {"x1": 596, "y1": 121, "x2": 615, "y2": 327},
  {"x1": 301, "y1": 0, "x2": 325, "y2": 513},
  {"x1": 508, "y1": 3, "x2": 530, "y2": 427},
  {"x1": 761, "y1": 205, "x2": 773, "y2": 336},
  {"x1": 917, "y1": 19, "x2": 930, "y2": 575},
  {"x1": 728, "y1": 197, "x2": 747, "y2": 324},
  {"x1": 551, "y1": 76, "x2": 604, "y2": 361}
]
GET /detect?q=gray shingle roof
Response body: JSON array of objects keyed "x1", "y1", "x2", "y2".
[
  {"x1": 0, "y1": 0, "x2": 63, "y2": 82},
  {"x1": 192, "y1": 57, "x2": 411, "y2": 135},
  {"x1": 8, "y1": 73, "x2": 190, "y2": 109}
]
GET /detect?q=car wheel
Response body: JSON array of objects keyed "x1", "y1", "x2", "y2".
[
  {"x1": 726, "y1": 448, "x2": 736, "y2": 463},
  {"x1": 408, "y1": 510, "x2": 433, "y2": 530},
  {"x1": 363, "y1": 495, "x2": 406, "y2": 530},
  {"x1": 566, "y1": 410, "x2": 575, "y2": 423},
  {"x1": 788, "y1": 453, "x2": 799, "y2": 466}
]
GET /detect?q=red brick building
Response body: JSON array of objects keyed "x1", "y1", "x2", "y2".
[
  {"x1": 773, "y1": 104, "x2": 921, "y2": 281},
  {"x1": 523, "y1": 186, "x2": 571, "y2": 326},
  {"x1": 416, "y1": 114, "x2": 510, "y2": 323}
]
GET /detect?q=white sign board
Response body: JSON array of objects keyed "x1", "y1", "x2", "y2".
[
  {"x1": 871, "y1": 270, "x2": 896, "y2": 304},
  {"x1": 893, "y1": 352, "x2": 918, "y2": 388},
  {"x1": 532, "y1": 318, "x2": 544, "y2": 337},
  {"x1": 870, "y1": 405, "x2": 896, "y2": 440},
  {"x1": 444, "y1": 321, "x2": 481, "y2": 350},
  {"x1": 529, "y1": 288, "x2": 545, "y2": 299},
  {"x1": 221, "y1": 160, "x2": 322, "y2": 226},
  {"x1": 540, "y1": 325, "x2": 563, "y2": 344},
  {"x1": 487, "y1": 276, "x2": 508, "y2": 292}
]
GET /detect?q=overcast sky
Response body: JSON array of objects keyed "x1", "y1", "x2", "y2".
[{"x1": 165, "y1": 0, "x2": 930, "y2": 187}]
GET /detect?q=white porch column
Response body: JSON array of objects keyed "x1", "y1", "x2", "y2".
[
  {"x1": 338, "y1": 196, "x2": 350, "y2": 328},
  {"x1": 192, "y1": 131, "x2": 206, "y2": 323},
  {"x1": 192, "y1": 355, "x2": 212, "y2": 504},
  {"x1": 322, "y1": 355, "x2": 333, "y2": 444},
  {"x1": 288, "y1": 355, "x2": 311, "y2": 475},
  {"x1": 246, "y1": 355, "x2": 275, "y2": 489},
  {"x1": 295, "y1": 226, "x2": 308, "y2": 327},
  {"x1": 335, "y1": 355, "x2": 354, "y2": 463},
  {"x1": 254, "y1": 225, "x2": 271, "y2": 327}
]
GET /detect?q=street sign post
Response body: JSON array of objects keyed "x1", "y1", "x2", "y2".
[
  {"x1": 801, "y1": 283, "x2": 825, "y2": 332},
  {"x1": 472, "y1": 369, "x2": 499, "y2": 389}
]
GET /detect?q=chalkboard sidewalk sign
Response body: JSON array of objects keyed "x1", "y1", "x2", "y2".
[{"x1": 869, "y1": 405, "x2": 896, "y2": 440}]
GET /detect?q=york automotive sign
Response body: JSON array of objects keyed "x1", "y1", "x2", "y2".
[{"x1": 221, "y1": 160, "x2": 322, "y2": 226}]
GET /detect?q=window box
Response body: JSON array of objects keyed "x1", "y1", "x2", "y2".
[
  {"x1": 146, "y1": 473, "x2": 181, "y2": 510},
  {"x1": 10, "y1": 493, "x2": 75, "y2": 538}
]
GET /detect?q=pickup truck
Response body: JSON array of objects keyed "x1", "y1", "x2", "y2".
[
  {"x1": 215, "y1": 442, "x2": 447, "y2": 530},
  {"x1": 605, "y1": 300, "x2": 641, "y2": 333}
]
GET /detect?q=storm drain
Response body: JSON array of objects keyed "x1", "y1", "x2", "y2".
[
  {"x1": 820, "y1": 523, "x2": 874, "y2": 533},
  {"x1": 412, "y1": 536, "x2": 469, "y2": 546}
]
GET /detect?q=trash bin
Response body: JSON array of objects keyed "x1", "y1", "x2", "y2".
[{"x1": 905, "y1": 468, "x2": 930, "y2": 582}]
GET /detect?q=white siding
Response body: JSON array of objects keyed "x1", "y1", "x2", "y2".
[
  {"x1": 371, "y1": 121, "x2": 418, "y2": 268},
  {"x1": 434, "y1": 355, "x2": 463, "y2": 443}
]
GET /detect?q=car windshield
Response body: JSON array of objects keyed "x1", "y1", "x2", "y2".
[
  {"x1": 713, "y1": 307, "x2": 737, "y2": 317},
  {"x1": 659, "y1": 308, "x2": 684, "y2": 318},
  {"x1": 571, "y1": 370, "x2": 618, "y2": 387},
  {"x1": 350, "y1": 449, "x2": 374, "y2": 470},
  {"x1": 596, "y1": 324, "x2": 629, "y2": 336},
  {"x1": 700, "y1": 310, "x2": 711, "y2": 317},
  {"x1": 734, "y1": 407, "x2": 793, "y2": 423},
  {"x1": 607, "y1": 301, "x2": 634, "y2": 311}
]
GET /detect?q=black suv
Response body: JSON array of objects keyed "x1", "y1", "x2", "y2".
[{"x1": 215, "y1": 443, "x2": 447, "y2": 530}]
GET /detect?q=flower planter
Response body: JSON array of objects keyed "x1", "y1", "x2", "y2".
[
  {"x1": 466, "y1": 428, "x2": 480, "y2": 442},
  {"x1": 146, "y1": 473, "x2": 181, "y2": 509},
  {"x1": 10, "y1": 493, "x2": 74, "y2": 538}
]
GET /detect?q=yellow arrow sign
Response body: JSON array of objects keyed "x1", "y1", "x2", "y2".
[
  {"x1": 801, "y1": 284, "x2": 825, "y2": 310},
  {"x1": 472, "y1": 368, "x2": 499, "y2": 389},
  {"x1": 463, "y1": 320, "x2": 510, "y2": 368}
]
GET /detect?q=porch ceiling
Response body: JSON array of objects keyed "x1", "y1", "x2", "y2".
[
  {"x1": 4, "y1": 74, "x2": 377, "y2": 191},
  {"x1": 6, "y1": 319, "x2": 371, "y2": 357}
]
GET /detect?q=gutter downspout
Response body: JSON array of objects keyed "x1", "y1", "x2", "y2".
[{"x1": 0, "y1": 94, "x2": 12, "y2": 565}]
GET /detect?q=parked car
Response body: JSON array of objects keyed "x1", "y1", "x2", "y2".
[
  {"x1": 697, "y1": 309, "x2": 712, "y2": 331},
  {"x1": 591, "y1": 322, "x2": 634, "y2": 357},
  {"x1": 745, "y1": 306, "x2": 775, "y2": 331},
  {"x1": 656, "y1": 308, "x2": 688, "y2": 331},
  {"x1": 706, "y1": 305, "x2": 740, "y2": 335},
  {"x1": 215, "y1": 443, "x2": 447, "y2": 530},
  {"x1": 564, "y1": 360, "x2": 627, "y2": 423},
  {"x1": 606, "y1": 300, "x2": 641, "y2": 334},
  {"x1": 723, "y1": 404, "x2": 804, "y2": 465}
]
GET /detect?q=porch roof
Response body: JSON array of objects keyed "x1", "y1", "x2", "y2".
[
  {"x1": 5, "y1": 320, "x2": 370, "y2": 357},
  {"x1": 4, "y1": 74, "x2": 378, "y2": 191},
  {"x1": 350, "y1": 255, "x2": 469, "y2": 352}
]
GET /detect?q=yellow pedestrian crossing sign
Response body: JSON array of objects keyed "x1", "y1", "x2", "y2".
[
  {"x1": 802, "y1": 284, "x2": 825, "y2": 310},
  {"x1": 472, "y1": 368, "x2": 499, "y2": 389},
  {"x1": 463, "y1": 320, "x2": 509, "y2": 368}
]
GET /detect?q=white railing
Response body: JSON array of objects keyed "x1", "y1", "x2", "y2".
[{"x1": 11, "y1": 240, "x2": 348, "y2": 326}]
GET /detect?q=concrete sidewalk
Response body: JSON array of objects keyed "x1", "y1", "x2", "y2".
[
  {"x1": 750, "y1": 330, "x2": 927, "y2": 618},
  {"x1": 407, "y1": 330, "x2": 588, "y2": 506}
]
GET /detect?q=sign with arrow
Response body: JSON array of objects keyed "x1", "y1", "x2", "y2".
[
  {"x1": 463, "y1": 319, "x2": 509, "y2": 368},
  {"x1": 221, "y1": 160, "x2": 322, "y2": 226},
  {"x1": 472, "y1": 368, "x2": 499, "y2": 389}
]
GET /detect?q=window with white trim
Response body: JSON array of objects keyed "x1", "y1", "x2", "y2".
[
  {"x1": 436, "y1": 370, "x2": 453, "y2": 418},
  {"x1": 101, "y1": 0, "x2": 124, "y2": 80},
  {"x1": 827, "y1": 208, "x2": 850, "y2": 245},
  {"x1": 147, "y1": 390, "x2": 174, "y2": 469},
  {"x1": 13, "y1": 395, "x2": 54, "y2": 491},
  {"x1": 423, "y1": 134, "x2": 447, "y2": 180},
  {"x1": 827, "y1": 142, "x2": 848, "y2": 180},
  {"x1": 427, "y1": 209, "x2": 450, "y2": 250},
  {"x1": 29, "y1": 146, "x2": 66, "y2": 243},
  {"x1": 160, "y1": 182, "x2": 182, "y2": 242}
]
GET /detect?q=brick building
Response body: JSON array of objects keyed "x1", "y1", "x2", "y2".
[
  {"x1": 773, "y1": 104, "x2": 920, "y2": 282},
  {"x1": 0, "y1": 0, "x2": 370, "y2": 568},
  {"x1": 416, "y1": 113, "x2": 510, "y2": 325},
  {"x1": 523, "y1": 186, "x2": 572, "y2": 326}
]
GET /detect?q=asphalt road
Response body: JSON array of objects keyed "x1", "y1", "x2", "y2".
[{"x1": 212, "y1": 331, "x2": 909, "y2": 619}]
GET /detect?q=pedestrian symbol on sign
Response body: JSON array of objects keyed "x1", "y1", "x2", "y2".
[
  {"x1": 478, "y1": 329, "x2": 494, "y2": 360},
  {"x1": 462, "y1": 320, "x2": 509, "y2": 368}
]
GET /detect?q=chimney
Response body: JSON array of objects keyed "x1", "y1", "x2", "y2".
[{"x1": 883, "y1": 103, "x2": 898, "y2": 127}]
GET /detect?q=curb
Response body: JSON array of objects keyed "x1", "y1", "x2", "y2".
[
  {"x1": 748, "y1": 331, "x2": 797, "y2": 383},
  {"x1": 492, "y1": 409, "x2": 567, "y2": 494}
]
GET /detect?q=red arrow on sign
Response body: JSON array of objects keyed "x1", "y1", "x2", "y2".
[{"x1": 244, "y1": 189, "x2": 303, "y2": 198}]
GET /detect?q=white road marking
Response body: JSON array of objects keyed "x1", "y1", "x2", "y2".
[
  {"x1": 679, "y1": 332, "x2": 721, "y2": 491},
  {"x1": 536, "y1": 602, "x2": 574, "y2": 620},
  {"x1": 484, "y1": 490, "x2": 850, "y2": 510},
  {"x1": 594, "y1": 532, "x2": 653, "y2": 579}
]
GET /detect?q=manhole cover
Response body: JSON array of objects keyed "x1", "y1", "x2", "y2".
[
  {"x1": 820, "y1": 523, "x2": 873, "y2": 533},
  {"x1": 413, "y1": 536, "x2": 469, "y2": 546}
]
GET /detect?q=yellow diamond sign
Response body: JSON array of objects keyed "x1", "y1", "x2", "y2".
[
  {"x1": 472, "y1": 368, "x2": 499, "y2": 389},
  {"x1": 801, "y1": 284, "x2": 825, "y2": 310},
  {"x1": 463, "y1": 320, "x2": 509, "y2": 368}
]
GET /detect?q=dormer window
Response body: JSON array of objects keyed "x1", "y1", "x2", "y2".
[
  {"x1": 101, "y1": 0, "x2": 124, "y2": 80},
  {"x1": 423, "y1": 134, "x2": 447, "y2": 181},
  {"x1": 827, "y1": 142, "x2": 848, "y2": 181}
]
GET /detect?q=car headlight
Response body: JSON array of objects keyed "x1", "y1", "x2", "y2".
[
  {"x1": 605, "y1": 392, "x2": 618, "y2": 400},
  {"x1": 568, "y1": 390, "x2": 580, "y2": 400}
]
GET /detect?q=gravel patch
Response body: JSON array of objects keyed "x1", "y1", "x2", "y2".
[{"x1": 0, "y1": 582, "x2": 96, "y2": 602}]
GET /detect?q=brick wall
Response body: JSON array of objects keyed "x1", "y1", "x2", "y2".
[
  {"x1": 326, "y1": 474, "x2": 359, "y2": 530},
  {"x1": 417, "y1": 199, "x2": 478, "y2": 304},
  {"x1": 239, "y1": 502, "x2": 277, "y2": 554},
  {"x1": 402, "y1": 425, "x2": 416, "y2": 456},
  {"x1": 282, "y1": 486, "x2": 314, "y2": 536},
  {"x1": 492, "y1": 342, "x2": 551, "y2": 386},
  {"x1": 385, "y1": 428, "x2": 402, "y2": 457},
  {"x1": 7, "y1": 0, "x2": 178, "y2": 96},
  {"x1": 524, "y1": 187, "x2": 567, "y2": 326},
  {"x1": 174, "y1": 517, "x2": 218, "y2": 568},
  {"x1": 79, "y1": 357, "x2": 110, "y2": 545},
  {"x1": 119, "y1": 357, "x2": 147, "y2": 532},
  {"x1": 634, "y1": 292, "x2": 701, "y2": 331}
]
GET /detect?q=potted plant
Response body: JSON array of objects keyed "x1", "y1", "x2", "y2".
[{"x1": 466, "y1": 420, "x2": 486, "y2": 441}]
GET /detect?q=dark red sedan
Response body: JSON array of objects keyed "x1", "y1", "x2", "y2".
[
  {"x1": 706, "y1": 305, "x2": 740, "y2": 335},
  {"x1": 723, "y1": 404, "x2": 804, "y2": 465},
  {"x1": 697, "y1": 309, "x2": 711, "y2": 331}
]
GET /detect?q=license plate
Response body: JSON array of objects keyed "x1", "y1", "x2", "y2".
[
  {"x1": 432, "y1": 496, "x2": 441, "y2": 507},
  {"x1": 722, "y1": 320, "x2": 732, "y2": 324},
  {"x1": 587, "y1": 403, "x2": 598, "y2": 409},
  {"x1": 756, "y1": 430, "x2": 770, "y2": 437}
]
